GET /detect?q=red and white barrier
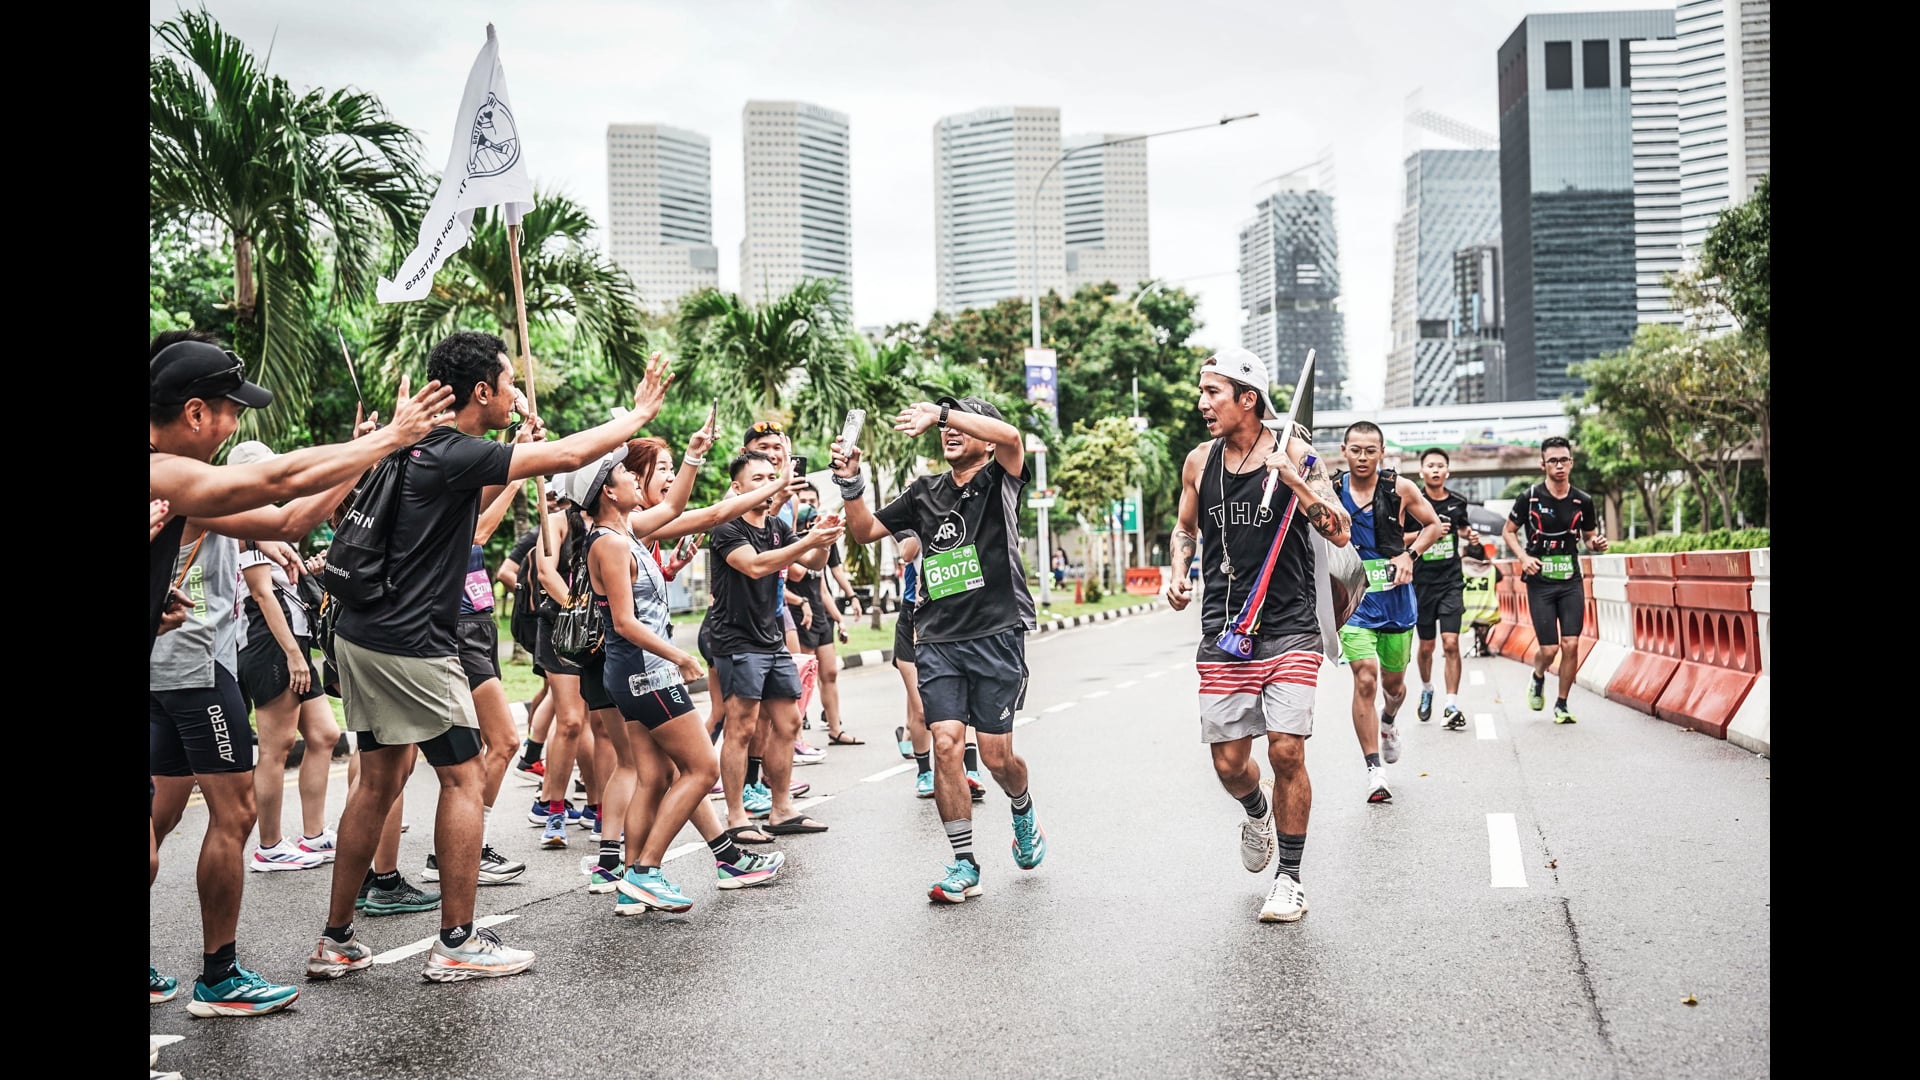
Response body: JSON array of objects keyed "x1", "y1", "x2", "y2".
[
  {"x1": 1726, "y1": 548, "x2": 1770, "y2": 756},
  {"x1": 1653, "y1": 551, "x2": 1760, "y2": 739},
  {"x1": 1576, "y1": 554, "x2": 1632, "y2": 694},
  {"x1": 1605, "y1": 554, "x2": 1683, "y2": 714}
]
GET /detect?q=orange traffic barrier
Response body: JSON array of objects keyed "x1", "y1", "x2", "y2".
[
  {"x1": 1124, "y1": 567, "x2": 1163, "y2": 596},
  {"x1": 1653, "y1": 551, "x2": 1758, "y2": 739},
  {"x1": 1486, "y1": 562, "x2": 1517, "y2": 654},
  {"x1": 1500, "y1": 563, "x2": 1538, "y2": 664},
  {"x1": 1605, "y1": 554, "x2": 1681, "y2": 715}
]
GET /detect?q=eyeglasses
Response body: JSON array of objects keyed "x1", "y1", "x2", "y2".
[
  {"x1": 749, "y1": 420, "x2": 785, "y2": 436},
  {"x1": 1542, "y1": 457, "x2": 1572, "y2": 466}
]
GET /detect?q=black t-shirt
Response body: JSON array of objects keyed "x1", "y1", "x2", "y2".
[
  {"x1": 508, "y1": 528, "x2": 538, "y2": 569},
  {"x1": 874, "y1": 461, "x2": 1035, "y2": 645},
  {"x1": 1197, "y1": 439, "x2": 1318, "y2": 640},
  {"x1": 798, "y1": 542, "x2": 842, "y2": 622},
  {"x1": 336, "y1": 426, "x2": 514, "y2": 657},
  {"x1": 709, "y1": 515, "x2": 796, "y2": 655},
  {"x1": 1412, "y1": 488, "x2": 1473, "y2": 586},
  {"x1": 150, "y1": 508, "x2": 188, "y2": 652},
  {"x1": 1508, "y1": 482, "x2": 1596, "y2": 580}
]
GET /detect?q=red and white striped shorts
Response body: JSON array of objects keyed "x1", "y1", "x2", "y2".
[{"x1": 1195, "y1": 632, "x2": 1322, "y2": 743}]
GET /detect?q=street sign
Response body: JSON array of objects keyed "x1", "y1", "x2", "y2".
[
  {"x1": 1108, "y1": 499, "x2": 1138, "y2": 532},
  {"x1": 1026, "y1": 496, "x2": 1056, "y2": 509}
]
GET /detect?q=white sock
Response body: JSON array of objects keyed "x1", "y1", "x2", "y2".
[
  {"x1": 1446, "y1": 694, "x2": 1457, "y2": 709},
  {"x1": 1423, "y1": 680, "x2": 1434, "y2": 692},
  {"x1": 482, "y1": 804, "x2": 494, "y2": 845}
]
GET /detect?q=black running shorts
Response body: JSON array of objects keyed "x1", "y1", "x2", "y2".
[
  {"x1": 457, "y1": 614, "x2": 502, "y2": 690},
  {"x1": 579, "y1": 651, "x2": 615, "y2": 711},
  {"x1": 237, "y1": 631, "x2": 324, "y2": 707},
  {"x1": 893, "y1": 604, "x2": 918, "y2": 667},
  {"x1": 356, "y1": 724, "x2": 484, "y2": 768},
  {"x1": 915, "y1": 629, "x2": 1028, "y2": 735},
  {"x1": 1525, "y1": 577, "x2": 1585, "y2": 646},
  {"x1": 1413, "y1": 580, "x2": 1465, "y2": 641},
  {"x1": 608, "y1": 674, "x2": 697, "y2": 730},
  {"x1": 151, "y1": 664, "x2": 256, "y2": 777}
]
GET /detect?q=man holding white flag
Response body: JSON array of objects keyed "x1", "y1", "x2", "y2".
[{"x1": 376, "y1": 24, "x2": 534, "y2": 304}]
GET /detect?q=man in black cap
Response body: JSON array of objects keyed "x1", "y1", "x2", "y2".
[{"x1": 832, "y1": 396, "x2": 1044, "y2": 904}]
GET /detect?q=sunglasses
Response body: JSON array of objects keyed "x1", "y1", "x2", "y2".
[
  {"x1": 183, "y1": 352, "x2": 248, "y2": 396},
  {"x1": 749, "y1": 420, "x2": 785, "y2": 436}
]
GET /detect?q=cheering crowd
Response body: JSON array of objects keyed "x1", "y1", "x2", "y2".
[{"x1": 150, "y1": 329, "x2": 1606, "y2": 1015}]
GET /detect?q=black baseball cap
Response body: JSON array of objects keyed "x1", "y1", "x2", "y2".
[
  {"x1": 150, "y1": 341, "x2": 274, "y2": 408},
  {"x1": 936, "y1": 395, "x2": 1005, "y2": 423}
]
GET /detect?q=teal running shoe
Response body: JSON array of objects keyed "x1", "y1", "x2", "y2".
[
  {"x1": 186, "y1": 966, "x2": 299, "y2": 1017},
  {"x1": 915, "y1": 770, "x2": 935, "y2": 799},
  {"x1": 582, "y1": 859, "x2": 622, "y2": 895},
  {"x1": 617, "y1": 866, "x2": 694, "y2": 912},
  {"x1": 928, "y1": 859, "x2": 983, "y2": 904},
  {"x1": 364, "y1": 876, "x2": 441, "y2": 916},
  {"x1": 744, "y1": 782, "x2": 773, "y2": 817},
  {"x1": 1011, "y1": 810, "x2": 1047, "y2": 870},
  {"x1": 895, "y1": 725, "x2": 913, "y2": 760},
  {"x1": 715, "y1": 849, "x2": 785, "y2": 890},
  {"x1": 151, "y1": 966, "x2": 179, "y2": 1004},
  {"x1": 1417, "y1": 688, "x2": 1434, "y2": 722}
]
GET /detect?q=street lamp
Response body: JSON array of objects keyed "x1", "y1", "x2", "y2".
[{"x1": 1027, "y1": 113, "x2": 1258, "y2": 607}]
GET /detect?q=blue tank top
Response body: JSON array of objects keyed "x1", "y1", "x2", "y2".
[
  {"x1": 1342, "y1": 476, "x2": 1418, "y2": 632},
  {"x1": 902, "y1": 560, "x2": 919, "y2": 605}
]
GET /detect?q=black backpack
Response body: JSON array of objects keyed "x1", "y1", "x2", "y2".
[
  {"x1": 320, "y1": 450, "x2": 411, "y2": 609},
  {"x1": 1333, "y1": 468, "x2": 1406, "y2": 558}
]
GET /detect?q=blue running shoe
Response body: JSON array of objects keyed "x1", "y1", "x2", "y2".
[
  {"x1": 743, "y1": 782, "x2": 773, "y2": 817},
  {"x1": 967, "y1": 770, "x2": 986, "y2": 803},
  {"x1": 186, "y1": 966, "x2": 299, "y2": 1017},
  {"x1": 915, "y1": 770, "x2": 935, "y2": 799},
  {"x1": 715, "y1": 849, "x2": 785, "y2": 890},
  {"x1": 541, "y1": 811, "x2": 569, "y2": 849},
  {"x1": 617, "y1": 866, "x2": 694, "y2": 912},
  {"x1": 527, "y1": 798, "x2": 554, "y2": 826},
  {"x1": 1417, "y1": 688, "x2": 1434, "y2": 722},
  {"x1": 1011, "y1": 810, "x2": 1046, "y2": 869},
  {"x1": 929, "y1": 860, "x2": 983, "y2": 904},
  {"x1": 895, "y1": 725, "x2": 913, "y2": 760},
  {"x1": 151, "y1": 966, "x2": 179, "y2": 1004},
  {"x1": 579, "y1": 804, "x2": 600, "y2": 834}
]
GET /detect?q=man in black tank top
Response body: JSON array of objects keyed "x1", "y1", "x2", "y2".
[{"x1": 1169, "y1": 347, "x2": 1352, "y2": 925}]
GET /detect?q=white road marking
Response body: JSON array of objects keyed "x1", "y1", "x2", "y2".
[
  {"x1": 1043, "y1": 702, "x2": 1078, "y2": 714},
  {"x1": 1475, "y1": 713, "x2": 1497, "y2": 740},
  {"x1": 1013, "y1": 715, "x2": 1038, "y2": 728},
  {"x1": 1084, "y1": 690, "x2": 1110, "y2": 700},
  {"x1": 664, "y1": 842, "x2": 707, "y2": 863},
  {"x1": 373, "y1": 913, "x2": 518, "y2": 964},
  {"x1": 1469, "y1": 670, "x2": 1486, "y2": 686},
  {"x1": 863, "y1": 763, "x2": 914, "y2": 783},
  {"x1": 1487, "y1": 813, "x2": 1528, "y2": 888},
  {"x1": 1117, "y1": 680, "x2": 1139, "y2": 689},
  {"x1": 1145, "y1": 672, "x2": 1164, "y2": 680}
]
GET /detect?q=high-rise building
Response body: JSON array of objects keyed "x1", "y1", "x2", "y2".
[
  {"x1": 1062, "y1": 134, "x2": 1150, "y2": 294},
  {"x1": 1496, "y1": 10, "x2": 1675, "y2": 401},
  {"x1": 1630, "y1": 38, "x2": 1684, "y2": 325},
  {"x1": 606, "y1": 124, "x2": 718, "y2": 313},
  {"x1": 740, "y1": 101, "x2": 851, "y2": 308},
  {"x1": 933, "y1": 106, "x2": 1063, "y2": 313},
  {"x1": 1384, "y1": 149, "x2": 1502, "y2": 408},
  {"x1": 1237, "y1": 173, "x2": 1347, "y2": 406},
  {"x1": 1452, "y1": 244, "x2": 1506, "y2": 403}
]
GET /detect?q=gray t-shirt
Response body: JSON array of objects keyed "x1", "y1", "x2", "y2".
[{"x1": 150, "y1": 533, "x2": 244, "y2": 691}]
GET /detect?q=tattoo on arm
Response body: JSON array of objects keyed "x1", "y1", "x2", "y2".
[
  {"x1": 1172, "y1": 529, "x2": 1197, "y2": 566},
  {"x1": 1305, "y1": 502, "x2": 1339, "y2": 540}
]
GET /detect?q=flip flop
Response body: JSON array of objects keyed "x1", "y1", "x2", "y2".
[
  {"x1": 725, "y1": 826, "x2": 774, "y2": 845},
  {"x1": 766, "y1": 816, "x2": 829, "y2": 835},
  {"x1": 829, "y1": 732, "x2": 865, "y2": 746}
]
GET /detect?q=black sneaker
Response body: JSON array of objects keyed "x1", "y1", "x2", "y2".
[
  {"x1": 364, "y1": 875, "x2": 441, "y2": 916},
  {"x1": 422, "y1": 852, "x2": 441, "y2": 882},
  {"x1": 355, "y1": 871, "x2": 374, "y2": 910}
]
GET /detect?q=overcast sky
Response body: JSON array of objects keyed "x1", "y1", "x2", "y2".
[{"x1": 154, "y1": 0, "x2": 1671, "y2": 410}]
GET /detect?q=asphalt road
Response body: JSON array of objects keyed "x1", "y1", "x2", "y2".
[{"x1": 150, "y1": 605, "x2": 1771, "y2": 1079}]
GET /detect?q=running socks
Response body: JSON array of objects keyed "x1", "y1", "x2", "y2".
[
  {"x1": 1555, "y1": 698, "x2": 1568, "y2": 712},
  {"x1": 1381, "y1": 711, "x2": 1397, "y2": 726},
  {"x1": 520, "y1": 739, "x2": 544, "y2": 768},
  {"x1": 1010, "y1": 790, "x2": 1033, "y2": 816},
  {"x1": 440, "y1": 923, "x2": 473, "y2": 949},
  {"x1": 548, "y1": 798, "x2": 567, "y2": 815},
  {"x1": 371, "y1": 869, "x2": 402, "y2": 891},
  {"x1": 598, "y1": 840, "x2": 621, "y2": 872},
  {"x1": 963, "y1": 743, "x2": 980, "y2": 773},
  {"x1": 202, "y1": 941, "x2": 238, "y2": 985},
  {"x1": 1446, "y1": 694, "x2": 1457, "y2": 710},
  {"x1": 1237, "y1": 786, "x2": 1270, "y2": 820},
  {"x1": 746, "y1": 757, "x2": 763, "y2": 787},
  {"x1": 323, "y1": 923, "x2": 353, "y2": 944},
  {"x1": 482, "y1": 804, "x2": 494, "y2": 844},
  {"x1": 708, "y1": 833, "x2": 743, "y2": 865},
  {"x1": 1364, "y1": 752, "x2": 1382, "y2": 769},
  {"x1": 629, "y1": 864, "x2": 659, "y2": 876},
  {"x1": 914, "y1": 750, "x2": 932, "y2": 774},
  {"x1": 1275, "y1": 832, "x2": 1306, "y2": 883},
  {"x1": 944, "y1": 818, "x2": 976, "y2": 866}
]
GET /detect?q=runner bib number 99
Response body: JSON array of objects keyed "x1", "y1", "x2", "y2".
[
  {"x1": 1363, "y1": 558, "x2": 1397, "y2": 591},
  {"x1": 1538, "y1": 553, "x2": 1575, "y2": 580},
  {"x1": 923, "y1": 544, "x2": 986, "y2": 601},
  {"x1": 1420, "y1": 535, "x2": 1456, "y2": 561}
]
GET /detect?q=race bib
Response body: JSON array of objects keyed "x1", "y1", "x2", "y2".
[
  {"x1": 464, "y1": 569, "x2": 495, "y2": 611},
  {"x1": 923, "y1": 544, "x2": 986, "y2": 601},
  {"x1": 1421, "y1": 535, "x2": 1456, "y2": 561},
  {"x1": 1538, "y1": 554, "x2": 1575, "y2": 581},
  {"x1": 1363, "y1": 558, "x2": 1397, "y2": 591}
]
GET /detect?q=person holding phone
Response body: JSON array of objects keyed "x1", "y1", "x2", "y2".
[
  {"x1": 791, "y1": 482, "x2": 862, "y2": 746},
  {"x1": 1501, "y1": 437, "x2": 1608, "y2": 725}
]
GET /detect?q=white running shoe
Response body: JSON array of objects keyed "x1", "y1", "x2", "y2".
[
  {"x1": 305, "y1": 934, "x2": 375, "y2": 980},
  {"x1": 1259, "y1": 875, "x2": 1309, "y2": 922},
  {"x1": 1238, "y1": 778, "x2": 1275, "y2": 873},
  {"x1": 249, "y1": 840, "x2": 325, "y2": 872},
  {"x1": 422, "y1": 927, "x2": 535, "y2": 983},
  {"x1": 1366, "y1": 765, "x2": 1393, "y2": 804},
  {"x1": 1380, "y1": 722, "x2": 1402, "y2": 765},
  {"x1": 296, "y1": 829, "x2": 338, "y2": 862}
]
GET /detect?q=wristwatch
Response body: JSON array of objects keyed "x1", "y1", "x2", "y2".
[{"x1": 937, "y1": 404, "x2": 950, "y2": 429}]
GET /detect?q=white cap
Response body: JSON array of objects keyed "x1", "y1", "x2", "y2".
[
  {"x1": 545, "y1": 472, "x2": 569, "y2": 500},
  {"x1": 1199, "y1": 346, "x2": 1278, "y2": 418},
  {"x1": 226, "y1": 440, "x2": 276, "y2": 467},
  {"x1": 565, "y1": 449, "x2": 624, "y2": 510}
]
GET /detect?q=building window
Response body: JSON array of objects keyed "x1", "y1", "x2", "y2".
[
  {"x1": 1619, "y1": 39, "x2": 1640, "y2": 86},
  {"x1": 1544, "y1": 41, "x2": 1573, "y2": 90},
  {"x1": 1583, "y1": 40, "x2": 1610, "y2": 88}
]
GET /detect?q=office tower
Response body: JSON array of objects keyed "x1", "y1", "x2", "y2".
[
  {"x1": 740, "y1": 101, "x2": 851, "y2": 308},
  {"x1": 1062, "y1": 133, "x2": 1150, "y2": 294},
  {"x1": 1453, "y1": 244, "x2": 1506, "y2": 403},
  {"x1": 1237, "y1": 167, "x2": 1347, "y2": 407},
  {"x1": 934, "y1": 106, "x2": 1063, "y2": 313},
  {"x1": 1384, "y1": 149, "x2": 1501, "y2": 407},
  {"x1": 607, "y1": 124, "x2": 718, "y2": 313}
]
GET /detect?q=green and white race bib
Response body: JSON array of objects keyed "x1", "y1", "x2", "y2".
[
  {"x1": 1363, "y1": 558, "x2": 1397, "y2": 591},
  {"x1": 1538, "y1": 553, "x2": 1575, "y2": 580},
  {"x1": 923, "y1": 544, "x2": 986, "y2": 601},
  {"x1": 1421, "y1": 535, "x2": 1456, "y2": 561}
]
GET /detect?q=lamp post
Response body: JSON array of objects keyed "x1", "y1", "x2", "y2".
[{"x1": 1027, "y1": 113, "x2": 1257, "y2": 608}]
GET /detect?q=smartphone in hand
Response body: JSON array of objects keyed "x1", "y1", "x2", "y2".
[{"x1": 790, "y1": 455, "x2": 809, "y2": 477}]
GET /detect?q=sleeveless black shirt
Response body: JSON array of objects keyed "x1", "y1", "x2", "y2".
[
  {"x1": 1198, "y1": 437, "x2": 1319, "y2": 640},
  {"x1": 150, "y1": 446, "x2": 189, "y2": 651}
]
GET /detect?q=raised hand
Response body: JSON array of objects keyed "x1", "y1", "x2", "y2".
[
  {"x1": 830, "y1": 439, "x2": 862, "y2": 478},
  {"x1": 388, "y1": 377, "x2": 455, "y2": 443},
  {"x1": 630, "y1": 352, "x2": 674, "y2": 425},
  {"x1": 687, "y1": 409, "x2": 716, "y2": 460},
  {"x1": 150, "y1": 499, "x2": 171, "y2": 542},
  {"x1": 894, "y1": 402, "x2": 941, "y2": 438}
]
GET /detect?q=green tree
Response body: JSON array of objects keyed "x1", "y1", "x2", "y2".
[
  {"x1": 150, "y1": 8, "x2": 425, "y2": 439},
  {"x1": 1700, "y1": 174, "x2": 1769, "y2": 347},
  {"x1": 674, "y1": 279, "x2": 855, "y2": 437},
  {"x1": 1051, "y1": 416, "x2": 1152, "y2": 588}
]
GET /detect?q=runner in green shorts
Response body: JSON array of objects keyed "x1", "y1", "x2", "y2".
[{"x1": 1338, "y1": 625, "x2": 1413, "y2": 673}]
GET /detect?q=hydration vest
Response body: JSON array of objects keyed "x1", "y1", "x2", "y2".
[{"x1": 1333, "y1": 468, "x2": 1405, "y2": 558}]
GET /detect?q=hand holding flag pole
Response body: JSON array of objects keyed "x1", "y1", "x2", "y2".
[{"x1": 1258, "y1": 348, "x2": 1317, "y2": 514}]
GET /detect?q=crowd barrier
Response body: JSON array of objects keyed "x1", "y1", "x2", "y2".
[
  {"x1": 1124, "y1": 567, "x2": 1165, "y2": 596},
  {"x1": 1726, "y1": 549, "x2": 1770, "y2": 756}
]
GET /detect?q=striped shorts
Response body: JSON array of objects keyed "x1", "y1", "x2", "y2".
[{"x1": 1195, "y1": 632, "x2": 1322, "y2": 743}]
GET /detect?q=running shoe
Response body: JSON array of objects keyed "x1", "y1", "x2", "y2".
[
  {"x1": 1417, "y1": 688, "x2": 1434, "y2": 722},
  {"x1": 744, "y1": 783, "x2": 773, "y2": 817},
  {"x1": 708, "y1": 781, "x2": 726, "y2": 800},
  {"x1": 422, "y1": 926, "x2": 535, "y2": 983},
  {"x1": 186, "y1": 966, "x2": 299, "y2": 1017},
  {"x1": 1011, "y1": 810, "x2": 1047, "y2": 870},
  {"x1": 579, "y1": 804, "x2": 600, "y2": 834},
  {"x1": 1554, "y1": 706, "x2": 1578, "y2": 725},
  {"x1": 929, "y1": 860, "x2": 983, "y2": 903},
  {"x1": 715, "y1": 849, "x2": 785, "y2": 890},
  {"x1": 794, "y1": 741, "x2": 825, "y2": 766},
  {"x1": 541, "y1": 811, "x2": 569, "y2": 849},
  {"x1": 617, "y1": 866, "x2": 694, "y2": 912},
  {"x1": 1239, "y1": 778, "x2": 1275, "y2": 873},
  {"x1": 527, "y1": 798, "x2": 554, "y2": 826},
  {"x1": 151, "y1": 967, "x2": 179, "y2": 1004},
  {"x1": 915, "y1": 771, "x2": 935, "y2": 799},
  {"x1": 895, "y1": 725, "x2": 913, "y2": 760},
  {"x1": 514, "y1": 758, "x2": 547, "y2": 783},
  {"x1": 1366, "y1": 765, "x2": 1393, "y2": 804},
  {"x1": 1442, "y1": 705, "x2": 1467, "y2": 730},
  {"x1": 967, "y1": 770, "x2": 986, "y2": 802},
  {"x1": 304, "y1": 934, "x2": 374, "y2": 980},
  {"x1": 422, "y1": 852, "x2": 442, "y2": 881},
  {"x1": 364, "y1": 876, "x2": 441, "y2": 916},
  {"x1": 1380, "y1": 722, "x2": 1402, "y2": 765},
  {"x1": 581, "y1": 858, "x2": 622, "y2": 894},
  {"x1": 1527, "y1": 677, "x2": 1546, "y2": 712},
  {"x1": 249, "y1": 840, "x2": 324, "y2": 873},
  {"x1": 355, "y1": 872, "x2": 373, "y2": 910},
  {"x1": 296, "y1": 829, "x2": 338, "y2": 862},
  {"x1": 1258, "y1": 874, "x2": 1309, "y2": 923},
  {"x1": 480, "y1": 845, "x2": 528, "y2": 884}
]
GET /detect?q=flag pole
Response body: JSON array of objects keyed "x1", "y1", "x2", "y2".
[{"x1": 507, "y1": 220, "x2": 549, "y2": 563}]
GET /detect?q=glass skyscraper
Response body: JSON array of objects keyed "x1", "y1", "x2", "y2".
[{"x1": 1238, "y1": 176, "x2": 1348, "y2": 408}]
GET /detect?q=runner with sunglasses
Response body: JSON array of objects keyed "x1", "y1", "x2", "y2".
[{"x1": 1502, "y1": 437, "x2": 1608, "y2": 724}]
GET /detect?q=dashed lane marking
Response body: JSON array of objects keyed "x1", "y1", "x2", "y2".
[
  {"x1": 1487, "y1": 813, "x2": 1528, "y2": 888},
  {"x1": 1084, "y1": 690, "x2": 1110, "y2": 700},
  {"x1": 862, "y1": 763, "x2": 914, "y2": 783},
  {"x1": 1475, "y1": 713, "x2": 1497, "y2": 740},
  {"x1": 1043, "y1": 702, "x2": 1078, "y2": 714},
  {"x1": 1013, "y1": 715, "x2": 1038, "y2": 728},
  {"x1": 664, "y1": 842, "x2": 707, "y2": 863},
  {"x1": 1117, "y1": 680, "x2": 1139, "y2": 689}
]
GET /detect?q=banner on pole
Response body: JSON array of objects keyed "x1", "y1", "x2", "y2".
[
  {"x1": 377, "y1": 24, "x2": 535, "y2": 303},
  {"x1": 1024, "y1": 347, "x2": 1058, "y2": 423}
]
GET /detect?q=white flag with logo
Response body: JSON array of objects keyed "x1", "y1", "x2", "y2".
[{"x1": 377, "y1": 24, "x2": 534, "y2": 303}]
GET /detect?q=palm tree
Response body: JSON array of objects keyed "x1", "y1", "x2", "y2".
[
  {"x1": 150, "y1": 8, "x2": 425, "y2": 439},
  {"x1": 674, "y1": 278, "x2": 854, "y2": 436},
  {"x1": 368, "y1": 191, "x2": 654, "y2": 390}
]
